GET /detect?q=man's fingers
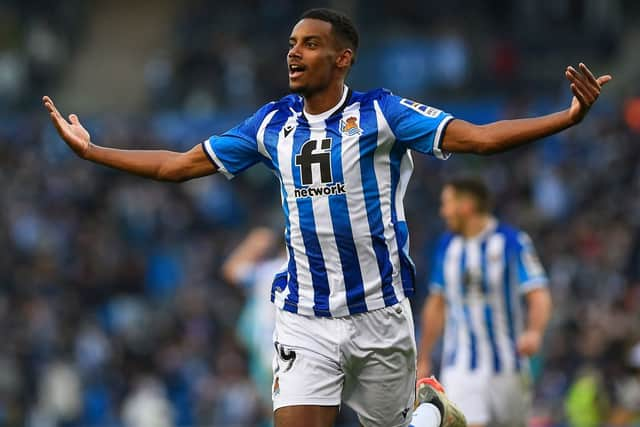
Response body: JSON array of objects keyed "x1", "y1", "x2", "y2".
[
  {"x1": 49, "y1": 112, "x2": 68, "y2": 135},
  {"x1": 43, "y1": 96, "x2": 58, "y2": 113},
  {"x1": 69, "y1": 114, "x2": 80, "y2": 125},
  {"x1": 43, "y1": 97, "x2": 66, "y2": 122},
  {"x1": 571, "y1": 83, "x2": 590, "y2": 106},
  {"x1": 567, "y1": 66, "x2": 598, "y2": 93},
  {"x1": 567, "y1": 71, "x2": 595, "y2": 104},
  {"x1": 579, "y1": 63, "x2": 601, "y2": 88},
  {"x1": 42, "y1": 96, "x2": 76, "y2": 132},
  {"x1": 597, "y1": 75, "x2": 613, "y2": 86}
]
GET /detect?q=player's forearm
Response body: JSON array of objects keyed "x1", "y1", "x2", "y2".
[
  {"x1": 83, "y1": 143, "x2": 212, "y2": 182},
  {"x1": 474, "y1": 109, "x2": 575, "y2": 154},
  {"x1": 84, "y1": 143, "x2": 181, "y2": 181},
  {"x1": 525, "y1": 288, "x2": 552, "y2": 335},
  {"x1": 418, "y1": 295, "x2": 446, "y2": 360},
  {"x1": 444, "y1": 109, "x2": 576, "y2": 155}
]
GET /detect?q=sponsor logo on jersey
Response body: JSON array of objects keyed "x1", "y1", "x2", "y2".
[
  {"x1": 294, "y1": 184, "x2": 346, "y2": 198},
  {"x1": 294, "y1": 137, "x2": 347, "y2": 198}
]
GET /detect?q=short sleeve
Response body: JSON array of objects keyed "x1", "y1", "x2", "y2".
[
  {"x1": 515, "y1": 232, "x2": 548, "y2": 293},
  {"x1": 428, "y1": 235, "x2": 450, "y2": 294},
  {"x1": 380, "y1": 92, "x2": 454, "y2": 159},
  {"x1": 202, "y1": 103, "x2": 275, "y2": 179}
]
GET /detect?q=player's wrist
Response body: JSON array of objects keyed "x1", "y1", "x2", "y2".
[
  {"x1": 82, "y1": 141, "x2": 96, "y2": 160},
  {"x1": 566, "y1": 107, "x2": 585, "y2": 126},
  {"x1": 523, "y1": 329, "x2": 543, "y2": 340}
]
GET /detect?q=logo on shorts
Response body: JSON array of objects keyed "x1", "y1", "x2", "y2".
[
  {"x1": 340, "y1": 116, "x2": 363, "y2": 136},
  {"x1": 402, "y1": 407, "x2": 410, "y2": 419},
  {"x1": 273, "y1": 376, "x2": 280, "y2": 398},
  {"x1": 275, "y1": 341, "x2": 297, "y2": 373}
]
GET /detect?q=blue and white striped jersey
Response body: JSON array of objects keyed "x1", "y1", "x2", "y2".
[
  {"x1": 203, "y1": 86, "x2": 453, "y2": 317},
  {"x1": 429, "y1": 219, "x2": 548, "y2": 374}
]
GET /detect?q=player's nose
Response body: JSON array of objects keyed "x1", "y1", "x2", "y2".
[{"x1": 288, "y1": 45, "x2": 302, "y2": 59}]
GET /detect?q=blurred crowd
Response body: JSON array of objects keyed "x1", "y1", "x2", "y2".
[
  {"x1": 0, "y1": 0, "x2": 87, "y2": 111},
  {"x1": 1, "y1": 0, "x2": 640, "y2": 426}
]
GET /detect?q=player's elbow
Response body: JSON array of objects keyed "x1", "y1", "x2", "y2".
[
  {"x1": 444, "y1": 124, "x2": 498, "y2": 156},
  {"x1": 474, "y1": 142, "x2": 497, "y2": 155},
  {"x1": 472, "y1": 127, "x2": 499, "y2": 155},
  {"x1": 156, "y1": 155, "x2": 190, "y2": 182},
  {"x1": 445, "y1": 122, "x2": 498, "y2": 155},
  {"x1": 221, "y1": 265, "x2": 240, "y2": 287}
]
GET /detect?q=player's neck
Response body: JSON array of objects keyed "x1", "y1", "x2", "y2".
[
  {"x1": 461, "y1": 214, "x2": 492, "y2": 239},
  {"x1": 303, "y1": 81, "x2": 346, "y2": 116}
]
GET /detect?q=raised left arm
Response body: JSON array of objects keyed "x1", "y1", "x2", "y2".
[{"x1": 442, "y1": 63, "x2": 612, "y2": 155}]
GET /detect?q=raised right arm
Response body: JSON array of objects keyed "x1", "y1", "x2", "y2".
[{"x1": 43, "y1": 96, "x2": 217, "y2": 182}]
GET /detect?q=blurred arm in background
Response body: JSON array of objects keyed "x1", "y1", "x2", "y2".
[
  {"x1": 42, "y1": 96, "x2": 217, "y2": 182},
  {"x1": 222, "y1": 227, "x2": 278, "y2": 288},
  {"x1": 442, "y1": 63, "x2": 612, "y2": 155},
  {"x1": 416, "y1": 293, "x2": 446, "y2": 379},
  {"x1": 517, "y1": 288, "x2": 552, "y2": 356}
]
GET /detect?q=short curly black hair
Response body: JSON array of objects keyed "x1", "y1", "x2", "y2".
[{"x1": 300, "y1": 8, "x2": 359, "y2": 65}]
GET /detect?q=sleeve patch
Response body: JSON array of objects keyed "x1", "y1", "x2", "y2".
[{"x1": 400, "y1": 98, "x2": 442, "y2": 118}]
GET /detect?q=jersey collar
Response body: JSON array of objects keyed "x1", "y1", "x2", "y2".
[
  {"x1": 302, "y1": 85, "x2": 351, "y2": 122},
  {"x1": 464, "y1": 217, "x2": 498, "y2": 242}
]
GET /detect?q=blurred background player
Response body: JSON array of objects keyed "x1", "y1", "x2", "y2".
[
  {"x1": 417, "y1": 178, "x2": 552, "y2": 427},
  {"x1": 222, "y1": 227, "x2": 286, "y2": 426}
]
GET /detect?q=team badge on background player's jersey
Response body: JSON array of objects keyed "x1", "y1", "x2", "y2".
[{"x1": 340, "y1": 116, "x2": 363, "y2": 136}]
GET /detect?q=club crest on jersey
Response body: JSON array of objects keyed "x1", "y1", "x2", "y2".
[
  {"x1": 400, "y1": 98, "x2": 442, "y2": 118},
  {"x1": 340, "y1": 116, "x2": 363, "y2": 136}
]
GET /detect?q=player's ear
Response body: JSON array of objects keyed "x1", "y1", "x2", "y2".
[{"x1": 336, "y1": 49, "x2": 354, "y2": 69}]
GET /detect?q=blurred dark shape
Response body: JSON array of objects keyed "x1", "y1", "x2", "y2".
[{"x1": 624, "y1": 97, "x2": 640, "y2": 133}]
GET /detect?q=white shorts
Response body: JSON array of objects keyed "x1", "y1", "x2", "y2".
[
  {"x1": 272, "y1": 298, "x2": 417, "y2": 427},
  {"x1": 441, "y1": 368, "x2": 531, "y2": 427}
]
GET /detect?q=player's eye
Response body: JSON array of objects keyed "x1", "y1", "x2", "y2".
[{"x1": 306, "y1": 42, "x2": 317, "y2": 48}]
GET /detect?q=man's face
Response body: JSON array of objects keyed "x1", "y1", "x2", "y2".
[
  {"x1": 440, "y1": 186, "x2": 474, "y2": 233},
  {"x1": 287, "y1": 18, "x2": 344, "y2": 96}
]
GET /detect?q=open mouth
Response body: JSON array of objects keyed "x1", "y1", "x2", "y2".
[{"x1": 289, "y1": 64, "x2": 306, "y2": 79}]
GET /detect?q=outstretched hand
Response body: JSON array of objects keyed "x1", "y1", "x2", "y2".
[
  {"x1": 42, "y1": 96, "x2": 91, "y2": 158},
  {"x1": 565, "y1": 63, "x2": 612, "y2": 124}
]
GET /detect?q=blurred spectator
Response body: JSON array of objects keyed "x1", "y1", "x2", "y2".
[
  {"x1": 610, "y1": 342, "x2": 640, "y2": 425},
  {"x1": 33, "y1": 361, "x2": 83, "y2": 427},
  {"x1": 122, "y1": 377, "x2": 174, "y2": 427}
]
